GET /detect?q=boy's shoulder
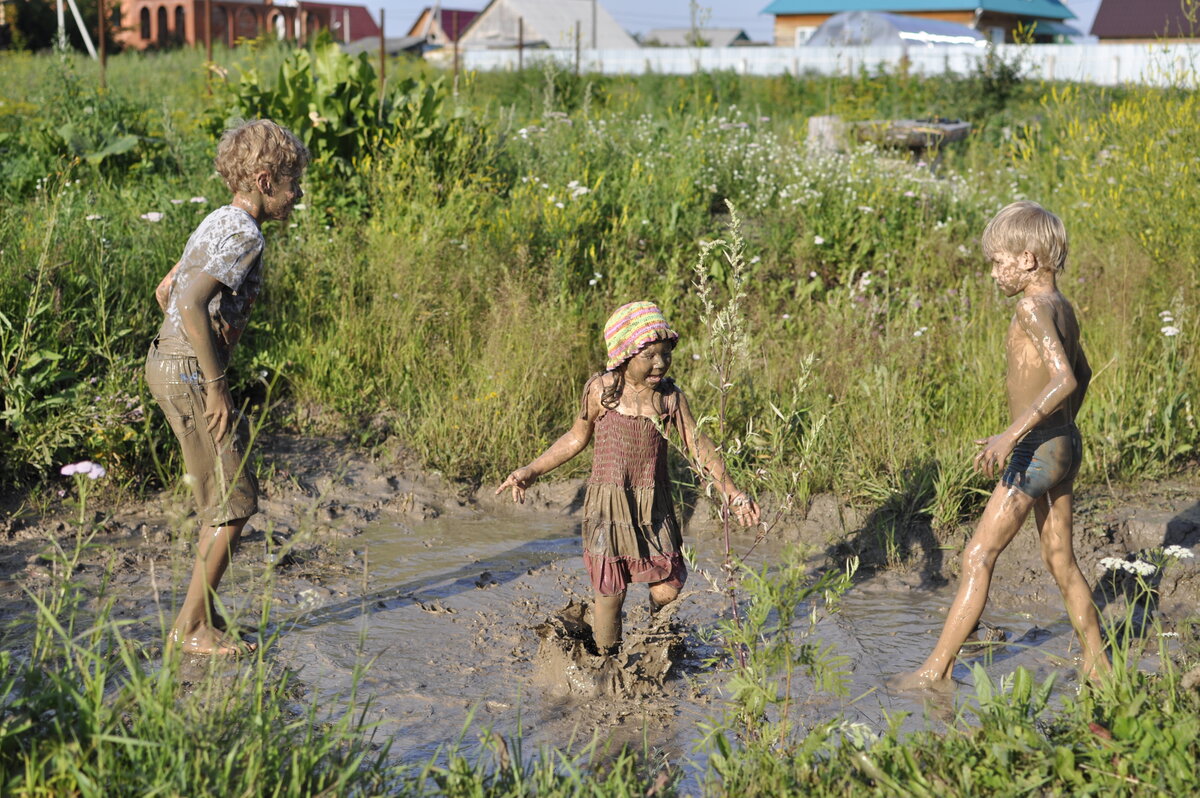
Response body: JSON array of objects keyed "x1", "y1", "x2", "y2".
[{"x1": 189, "y1": 205, "x2": 264, "y2": 248}]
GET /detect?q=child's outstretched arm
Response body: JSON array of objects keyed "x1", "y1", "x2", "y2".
[
  {"x1": 496, "y1": 378, "x2": 601, "y2": 504},
  {"x1": 975, "y1": 297, "x2": 1079, "y2": 478},
  {"x1": 672, "y1": 389, "x2": 761, "y2": 527}
]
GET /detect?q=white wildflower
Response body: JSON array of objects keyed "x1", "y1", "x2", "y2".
[
  {"x1": 140, "y1": 212, "x2": 163, "y2": 222},
  {"x1": 813, "y1": 235, "x2": 825, "y2": 246},
  {"x1": 1161, "y1": 326, "x2": 1180, "y2": 337},
  {"x1": 1129, "y1": 560, "x2": 1157, "y2": 576},
  {"x1": 1163, "y1": 545, "x2": 1194, "y2": 559}
]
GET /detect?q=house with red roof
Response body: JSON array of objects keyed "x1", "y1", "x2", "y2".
[
  {"x1": 114, "y1": 0, "x2": 380, "y2": 51},
  {"x1": 762, "y1": 1, "x2": 1077, "y2": 46},
  {"x1": 406, "y1": 7, "x2": 479, "y2": 46}
]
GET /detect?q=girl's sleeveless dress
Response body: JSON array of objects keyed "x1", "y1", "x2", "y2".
[{"x1": 582, "y1": 400, "x2": 687, "y2": 596}]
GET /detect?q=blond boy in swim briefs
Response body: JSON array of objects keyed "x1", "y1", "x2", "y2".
[{"x1": 891, "y1": 201, "x2": 1109, "y2": 690}]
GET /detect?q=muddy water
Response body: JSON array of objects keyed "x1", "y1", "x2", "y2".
[{"x1": 271, "y1": 514, "x2": 1087, "y2": 776}]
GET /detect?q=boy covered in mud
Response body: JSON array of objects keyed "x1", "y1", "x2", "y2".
[
  {"x1": 145, "y1": 120, "x2": 308, "y2": 656},
  {"x1": 891, "y1": 201, "x2": 1108, "y2": 690}
]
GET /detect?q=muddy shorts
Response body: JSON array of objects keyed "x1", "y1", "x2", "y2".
[
  {"x1": 145, "y1": 342, "x2": 258, "y2": 526},
  {"x1": 1002, "y1": 424, "x2": 1081, "y2": 499}
]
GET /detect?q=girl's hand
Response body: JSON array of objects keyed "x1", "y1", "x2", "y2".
[
  {"x1": 496, "y1": 467, "x2": 537, "y2": 504},
  {"x1": 730, "y1": 493, "x2": 761, "y2": 528},
  {"x1": 973, "y1": 433, "x2": 1015, "y2": 480}
]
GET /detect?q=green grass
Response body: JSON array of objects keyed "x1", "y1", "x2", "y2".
[{"x1": 0, "y1": 44, "x2": 1196, "y2": 536}]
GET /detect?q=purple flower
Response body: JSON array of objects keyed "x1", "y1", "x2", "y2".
[{"x1": 60, "y1": 461, "x2": 107, "y2": 480}]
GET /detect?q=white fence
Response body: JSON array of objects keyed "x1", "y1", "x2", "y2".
[{"x1": 458, "y1": 43, "x2": 1200, "y2": 87}]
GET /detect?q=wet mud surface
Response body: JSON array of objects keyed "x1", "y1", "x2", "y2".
[{"x1": 2, "y1": 435, "x2": 1198, "y2": 779}]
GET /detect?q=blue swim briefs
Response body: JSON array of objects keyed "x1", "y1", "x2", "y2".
[{"x1": 1002, "y1": 424, "x2": 1082, "y2": 499}]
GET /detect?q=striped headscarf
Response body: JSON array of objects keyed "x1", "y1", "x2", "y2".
[{"x1": 604, "y1": 301, "x2": 678, "y2": 370}]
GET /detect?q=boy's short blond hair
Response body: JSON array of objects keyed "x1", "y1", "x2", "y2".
[
  {"x1": 981, "y1": 200, "x2": 1069, "y2": 273},
  {"x1": 215, "y1": 119, "x2": 310, "y2": 193}
]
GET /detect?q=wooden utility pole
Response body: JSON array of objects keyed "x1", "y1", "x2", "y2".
[
  {"x1": 453, "y1": 37, "x2": 459, "y2": 93},
  {"x1": 517, "y1": 16, "x2": 523, "y2": 70},
  {"x1": 591, "y1": 0, "x2": 596, "y2": 48},
  {"x1": 97, "y1": 0, "x2": 106, "y2": 88},
  {"x1": 378, "y1": 8, "x2": 385, "y2": 121},
  {"x1": 574, "y1": 20, "x2": 580, "y2": 75},
  {"x1": 204, "y1": 0, "x2": 212, "y2": 93}
]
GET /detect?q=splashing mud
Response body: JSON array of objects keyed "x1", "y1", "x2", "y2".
[{"x1": 532, "y1": 600, "x2": 684, "y2": 699}]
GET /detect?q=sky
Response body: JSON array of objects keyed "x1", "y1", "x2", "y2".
[{"x1": 376, "y1": 1, "x2": 775, "y2": 41}]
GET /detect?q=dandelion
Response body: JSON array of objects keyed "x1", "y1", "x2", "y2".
[
  {"x1": 1162, "y1": 326, "x2": 1181, "y2": 337},
  {"x1": 1163, "y1": 545, "x2": 1194, "y2": 559},
  {"x1": 140, "y1": 212, "x2": 164, "y2": 222},
  {"x1": 190, "y1": 196, "x2": 207, "y2": 204},
  {"x1": 813, "y1": 235, "x2": 825, "y2": 245}
]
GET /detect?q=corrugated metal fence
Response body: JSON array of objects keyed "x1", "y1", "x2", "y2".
[{"x1": 458, "y1": 44, "x2": 1200, "y2": 87}]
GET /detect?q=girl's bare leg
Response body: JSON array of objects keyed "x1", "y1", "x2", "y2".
[
  {"x1": 592, "y1": 590, "x2": 626, "y2": 653},
  {"x1": 1034, "y1": 483, "x2": 1109, "y2": 680},
  {"x1": 890, "y1": 484, "x2": 1034, "y2": 690},
  {"x1": 170, "y1": 518, "x2": 254, "y2": 655}
]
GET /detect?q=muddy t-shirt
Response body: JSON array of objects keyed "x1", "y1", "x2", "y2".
[{"x1": 156, "y1": 205, "x2": 264, "y2": 359}]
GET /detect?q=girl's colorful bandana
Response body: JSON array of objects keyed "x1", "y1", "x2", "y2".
[{"x1": 604, "y1": 301, "x2": 678, "y2": 370}]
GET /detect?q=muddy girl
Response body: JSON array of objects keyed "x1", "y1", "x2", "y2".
[
  {"x1": 145, "y1": 119, "x2": 309, "y2": 656},
  {"x1": 892, "y1": 201, "x2": 1109, "y2": 690},
  {"x1": 497, "y1": 301, "x2": 761, "y2": 654}
]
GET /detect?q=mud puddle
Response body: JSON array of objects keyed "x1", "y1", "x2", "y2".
[{"x1": 267, "y1": 514, "x2": 1102, "y2": 779}]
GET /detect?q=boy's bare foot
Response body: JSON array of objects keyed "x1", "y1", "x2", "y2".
[
  {"x1": 885, "y1": 669, "x2": 957, "y2": 694},
  {"x1": 169, "y1": 625, "x2": 257, "y2": 657}
]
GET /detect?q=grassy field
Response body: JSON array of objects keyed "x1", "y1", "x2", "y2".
[
  {"x1": 1, "y1": 43, "x2": 1194, "y2": 524},
  {"x1": 0, "y1": 39, "x2": 1198, "y2": 794}
]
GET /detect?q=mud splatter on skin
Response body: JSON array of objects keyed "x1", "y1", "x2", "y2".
[{"x1": 533, "y1": 600, "x2": 684, "y2": 699}]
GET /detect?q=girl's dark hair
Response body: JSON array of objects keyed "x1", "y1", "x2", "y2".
[{"x1": 600, "y1": 370, "x2": 624, "y2": 410}]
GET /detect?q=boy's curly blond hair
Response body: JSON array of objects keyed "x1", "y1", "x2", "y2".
[
  {"x1": 981, "y1": 200, "x2": 1069, "y2": 273},
  {"x1": 214, "y1": 119, "x2": 310, "y2": 193}
]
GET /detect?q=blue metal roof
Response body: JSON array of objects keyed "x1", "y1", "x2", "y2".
[{"x1": 761, "y1": 1, "x2": 1074, "y2": 21}]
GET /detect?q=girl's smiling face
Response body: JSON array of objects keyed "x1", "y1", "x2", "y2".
[{"x1": 624, "y1": 340, "x2": 674, "y2": 389}]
